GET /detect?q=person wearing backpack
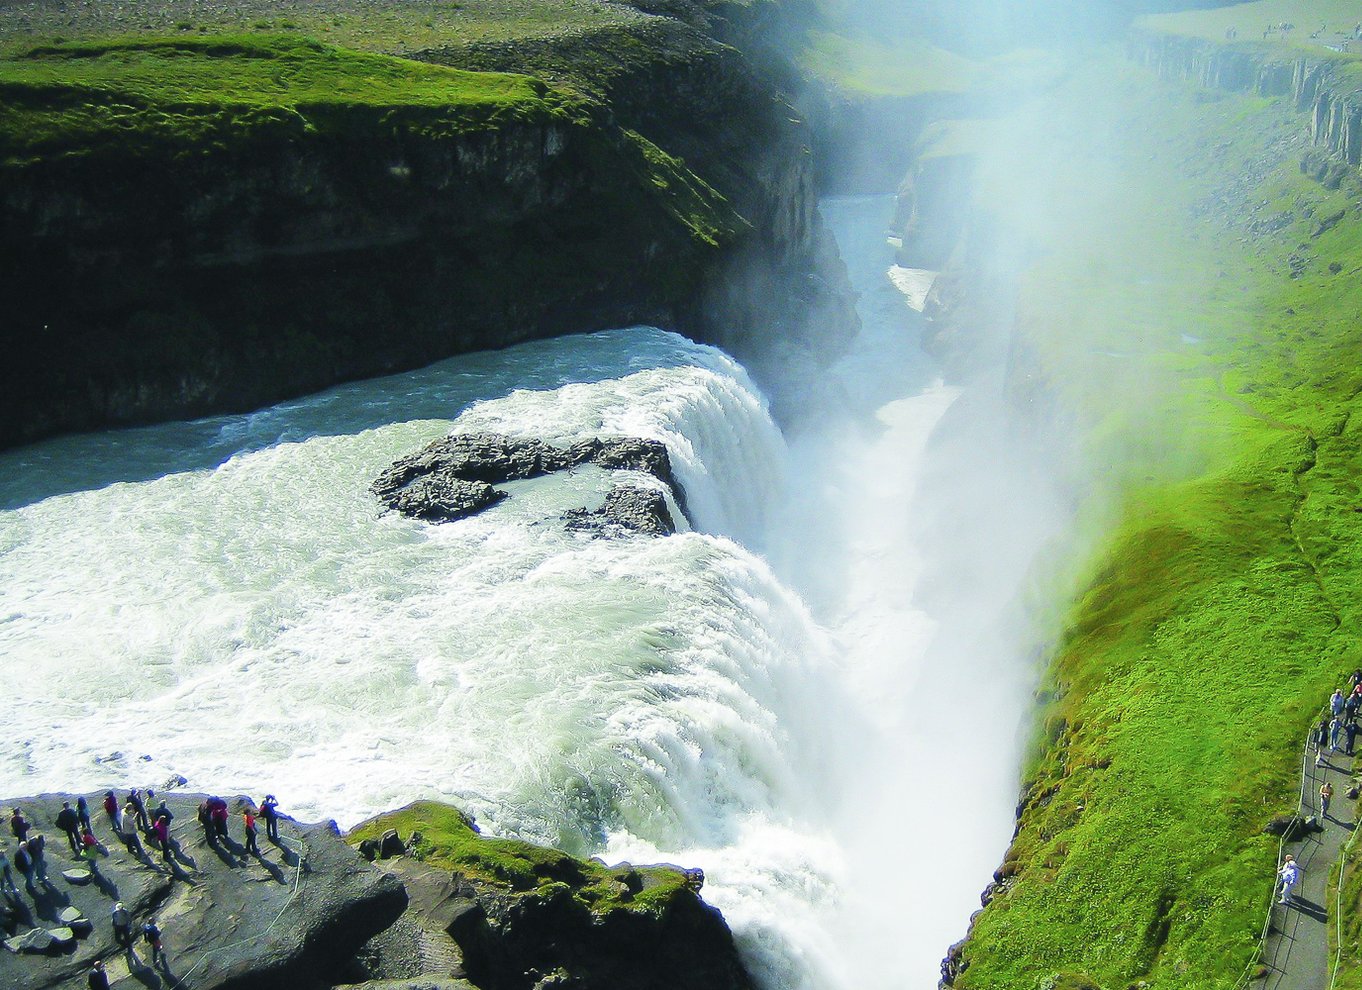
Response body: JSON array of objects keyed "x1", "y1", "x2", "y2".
[{"x1": 143, "y1": 919, "x2": 165, "y2": 968}]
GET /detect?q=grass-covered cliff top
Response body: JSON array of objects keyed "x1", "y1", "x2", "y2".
[
  {"x1": 347, "y1": 801, "x2": 694, "y2": 916},
  {"x1": 0, "y1": 34, "x2": 576, "y2": 162},
  {"x1": 1141, "y1": 0, "x2": 1362, "y2": 57},
  {"x1": 950, "y1": 47, "x2": 1362, "y2": 989},
  {"x1": 0, "y1": 0, "x2": 656, "y2": 54}
]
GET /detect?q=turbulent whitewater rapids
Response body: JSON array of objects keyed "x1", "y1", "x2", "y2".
[{"x1": 0, "y1": 198, "x2": 1057, "y2": 988}]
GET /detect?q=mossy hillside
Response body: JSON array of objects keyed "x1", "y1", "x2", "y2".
[
  {"x1": 949, "y1": 54, "x2": 1362, "y2": 989},
  {"x1": 347, "y1": 801, "x2": 693, "y2": 917}
]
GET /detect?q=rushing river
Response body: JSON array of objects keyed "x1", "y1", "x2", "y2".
[{"x1": 0, "y1": 197, "x2": 1058, "y2": 987}]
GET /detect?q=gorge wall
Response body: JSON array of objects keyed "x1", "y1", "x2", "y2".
[
  {"x1": 1130, "y1": 30, "x2": 1362, "y2": 173},
  {"x1": 0, "y1": 3, "x2": 857, "y2": 449}
]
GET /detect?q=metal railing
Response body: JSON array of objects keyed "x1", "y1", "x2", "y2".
[{"x1": 1232, "y1": 708, "x2": 1326, "y2": 989}]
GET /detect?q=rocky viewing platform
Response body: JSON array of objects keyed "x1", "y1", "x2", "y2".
[{"x1": 1, "y1": 792, "x2": 749, "y2": 990}]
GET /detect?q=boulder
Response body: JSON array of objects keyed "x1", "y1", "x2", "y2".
[
  {"x1": 379, "y1": 829, "x2": 407, "y2": 860},
  {"x1": 56, "y1": 907, "x2": 91, "y2": 936},
  {"x1": 373, "y1": 433, "x2": 686, "y2": 529},
  {"x1": 61, "y1": 868, "x2": 92, "y2": 885},
  {"x1": 4, "y1": 928, "x2": 56, "y2": 954},
  {"x1": 563, "y1": 486, "x2": 676, "y2": 537},
  {"x1": 1264, "y1": 815, "x2": 1312, "y2": 841}
]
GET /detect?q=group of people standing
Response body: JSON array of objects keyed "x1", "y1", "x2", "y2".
[
  {"x1": 3, "y1": 789, "x2": 285, "y2": 989},
  {"x1": 1276, "y1": 675, "x2": 1362, "y2": 907}
]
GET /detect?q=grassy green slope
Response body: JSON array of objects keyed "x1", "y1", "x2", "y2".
[
  {"x1": 0, "y1": 34, "x2": 576, "y2": 162},
  {"x1": 953, "y1": 52, "x2": 1362, "y2": 990}
]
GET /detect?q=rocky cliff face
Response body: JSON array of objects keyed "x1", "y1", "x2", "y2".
[
  {"x1": 1129, "y1": 31, "x2": 1362, "y2": 170},
  {"x1": 407, "y1": 14, "x2": 859, "y2": 422},
  {"x1": 0, "y1": 11, "x2": 858, "y2": 449},
  {"x1": 0, "y1": 792, "x2": 751, "y2": 990}
]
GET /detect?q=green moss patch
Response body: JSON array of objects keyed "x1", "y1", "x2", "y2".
[{"x1": 347, "y1": 801, "x2": 694, "y2": 917}]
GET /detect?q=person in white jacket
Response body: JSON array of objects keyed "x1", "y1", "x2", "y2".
[{"x1": 1278, "y1": 855, "x2": 1301, "y2": 905}]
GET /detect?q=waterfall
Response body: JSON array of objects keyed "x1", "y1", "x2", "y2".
[{"x1": 0, "y1": 198, "x2": 1054, "y2": 990}]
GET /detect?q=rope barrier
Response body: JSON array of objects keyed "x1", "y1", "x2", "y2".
[{"x1": 129, "y1": 824, "x2": 308, "y2": 990}]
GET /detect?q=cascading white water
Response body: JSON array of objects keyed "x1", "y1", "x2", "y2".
[{"x1": 0, "y1": 196, "x2": 1056, "y2": 988}]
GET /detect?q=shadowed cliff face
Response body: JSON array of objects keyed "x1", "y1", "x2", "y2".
[{"x1": 0, "y1": 12, "x2": 858, "y2": 448}]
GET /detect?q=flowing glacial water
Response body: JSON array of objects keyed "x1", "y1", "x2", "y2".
[{"x1": 0, "y1": 197, "x2": 1061, "y2": 987}]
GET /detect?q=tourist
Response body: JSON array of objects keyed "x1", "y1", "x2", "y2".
[
  {"x1": 128, "y1": 789, "x2": 148, "y2": 832},
  {"x1": 1347, "y1": 720, "x2": 1359, "y2": 756},
  {"x1": 87, "y1": 960, "x2": 110, "y2": 990},
  {"x1": 112, "y1": 901, "x2": 133, "y2": 948},
  {"x1": 1332, "y1": 689, "x2": 1346, "y2": 717},
  {"x1": 122, "y1": 797, "x2": 139, "y2": 835},
  {"x1": 76, "y1": 796, "x2": 92, "y2": 834},
  {"x1": 152, "y1": 815, "x2": 171, "y2": 863},
  {"x1": 103, "y1": 791, "x2": 121, "y2": 831},
  {"x1": 1332, "y1": 716, "x2": 1345, "y2": 752},
  {"x1": 1278, "y1": 854, "x2": 1301, "y2": 904},
  {"x1": 28, "y1": 833, "x2": 48, "y2": 885},
  {"x1": 0, "y1": 846, "x2": 15, "y2": 896},
  {"x1": 12, "y1": 840, "x2": 33, "y2": 895},
  {"x1": 260, "y1": 795, "x2": 281, "y2": 843},
  {"x1": 1321, "y1": 781, "x2": 1335, "y2": 821},
  {"x1": 81, "y1": 827, "x2": 103, "y2": 860},
  {"x1": 210, "y1": 797, "x2": 229, "y2": 840},
  {"x1": 9, "y1": 808, "x2": 29, "y2": 843},
  {"x1": 197, "y1": 802, "x2": 214, "y2": 844},
  {"x1": 153, "y1": 799, "x2": 173, "y2": 829},
  {"x1": 1346, "y1": 693, "x2": 1360, "y2": 725},
  {"x1": 143, "y1": 919, "x2": 165, "y2": 968},
  {"x1": 243, "y1": 806, "x2": 259, "y2": 856},
  {"x1": 56, "y1": 801, "x2": 82, "y2": 855},
  {"x1": 119, "y1": 816, "x2": 145, "y2": 860}
]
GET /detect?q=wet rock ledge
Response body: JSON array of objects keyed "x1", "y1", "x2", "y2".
[
  {"x1": 371, "y1": 432, "x2": 685, "y2": 537},
  {"x1": 0, "y1": 793, "x2": 751, "y2": 990}
]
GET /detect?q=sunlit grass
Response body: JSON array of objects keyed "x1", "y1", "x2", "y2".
[{"x1": 952, "y1": 52, "x2": 1362, "y2": 989}]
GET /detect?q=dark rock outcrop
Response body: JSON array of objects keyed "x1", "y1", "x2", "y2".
[
  {"x1": 563, "y1": 486, "x2": 677, "y2": 537},
  {"x1": 371, "y1": 432, "x2": 685, "y2": 530},
  {"x1": 0, "y1": 791, "x2": 406, "y2": 990},
  {"x1": 346, "y1": 809, "x2": 751, "y2": 990}
]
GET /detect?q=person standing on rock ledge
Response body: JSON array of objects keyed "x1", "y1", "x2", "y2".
[
  {"x1": 260, "y1": 795, "x2": 280, "y2": 843},
  {"x1": 143, "y1": 919, "x2": 165, "y2": 969},
  {"x1": 127, "y1": 789, "x2": 148, "y2": 832},
  {"x1": 87, "y1": 960, "x2": 110, "y2": 990},
  {"x1": 9, "y1": 807, "x2": 29, "y2": 843},
  {"x1": 28, "y1": 833, "x2": 49, "y2": 886},
  {"x1": 103, "y1": 790, "x2": 121, "y2": 832},
  {"x1": 56, "y1": 800, "x2": 82, "y2": 854},
  {"x1": 243, "y1": 805, "x2": 259, "y2": 855},
  {"x1": 152, "y1": 815, "x2": 171, "y2": 863},
  {"x1": 112, "y1": 901, "x2": 133, "y2": 949}
]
